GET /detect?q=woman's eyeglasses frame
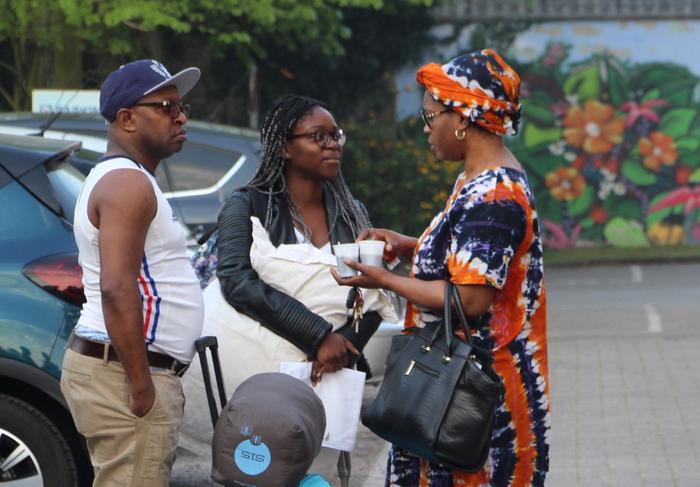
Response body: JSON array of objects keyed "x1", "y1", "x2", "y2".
[
  {"x1": 420, "y1": 108, "x2": 450, "y2": 129},
  {"x1": 288, "y1": 128, "x2": 347, "y2": 148}
]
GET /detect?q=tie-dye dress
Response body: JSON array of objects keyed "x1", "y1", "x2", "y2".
[{"x1": 386, "y1": 167, "x2": 549, "y2": 487}]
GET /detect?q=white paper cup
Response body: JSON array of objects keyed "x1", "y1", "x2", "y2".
[
  {"x1": 333, "y1": 243, "x2": 359, "y2": 278},
  {"x1": 359, "y1": 240, "x2": 385, "y2": 267}
]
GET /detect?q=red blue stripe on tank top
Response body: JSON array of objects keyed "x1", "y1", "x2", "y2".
[{"x1": 138, "y1": 255, "x2": 161, "y2": 344}]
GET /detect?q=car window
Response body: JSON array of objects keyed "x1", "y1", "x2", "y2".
[
  {"x1": 69, "y1": 148, "x2": 101, "y2": 175},
  {"x1": 157, "y1": 143, "x2": 243, "y2": 193},
  {"x1": 45, "y1": 157, "x2": 86, "y2": 224}
]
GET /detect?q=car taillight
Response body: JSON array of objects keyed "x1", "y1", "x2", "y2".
[{"x1": 22, "y1": 253, "x2": 86, "y2": 307}]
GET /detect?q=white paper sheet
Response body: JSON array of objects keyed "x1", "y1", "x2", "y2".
[{"x1": 279, "y1": 362, "x2": 365, "y2": 452}]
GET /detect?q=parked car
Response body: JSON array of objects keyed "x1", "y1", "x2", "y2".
[
  {"x1": 0, "y1": 112, "x2": 261, "y2": 244},
  {"x1": 0, "y1": 134, "x2": 92, "y2": 486}
]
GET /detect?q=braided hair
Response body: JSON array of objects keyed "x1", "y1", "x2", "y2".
[{"x1": 248, "y1": 94, "x2": 370, "y2": 240}]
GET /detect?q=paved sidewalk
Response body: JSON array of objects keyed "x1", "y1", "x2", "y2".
[
  {"x1": 547, "y1": 263, "x2": 700, "y2": 487},
  {"x1": 172, "y1": 263, "x2": 700, "y2": 486}
]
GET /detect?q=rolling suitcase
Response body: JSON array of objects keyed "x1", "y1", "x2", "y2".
[{"x1": 194, "y1": 336, "x2": 351, "y2": 487}]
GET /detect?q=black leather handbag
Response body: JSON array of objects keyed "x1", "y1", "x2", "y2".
[{"x1": 361, "y1": 283, "x2": 504, "y2": 471}]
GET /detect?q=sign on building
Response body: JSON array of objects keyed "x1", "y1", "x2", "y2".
[{"x1": 32, "y1": 89, "x2": 100, "y2": 113}]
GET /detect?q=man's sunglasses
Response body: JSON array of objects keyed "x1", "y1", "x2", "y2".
[{"x1": 132, "y1": 100, "x2": 190, "y2": 120}]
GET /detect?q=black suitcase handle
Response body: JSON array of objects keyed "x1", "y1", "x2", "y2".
[{"x1": 195, "y1": 336, "x2": 228, "y2": 427}]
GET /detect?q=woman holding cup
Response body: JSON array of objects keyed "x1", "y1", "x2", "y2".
[
  {"x1": 332, "y1": 50, "x2": 549, "y2": 486},
  {"x1": 189, "y1": 94, "x2": 393, "y2": 482}
]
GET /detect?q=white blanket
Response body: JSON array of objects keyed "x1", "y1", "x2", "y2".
[{"x1": 180, "y1": 217, "x2": 396, "y2": 450}]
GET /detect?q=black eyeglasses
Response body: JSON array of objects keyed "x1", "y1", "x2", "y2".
[
  {"x1": 132, "y1": 100, "x2": 190, "y2": 120},
  {"x1": 420, "y1": 108, "x2": 450, "y2": 128},
  {"x1": 288, "y1": 129, "x2": 347, "y2": 147}
]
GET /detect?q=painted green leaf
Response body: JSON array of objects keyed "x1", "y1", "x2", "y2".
[
  {"x1": 523, "y1": 154, "x2": 565, "y2": 179},
  {"x1": 523, "y1": 124, "x2": 563, "y2": 147},
  {"x1": 563, "y1": 65, "x2": 600, "y2": 100},
  {"x1": 675, "y1": 136, "x2": 700, "y2": 152},
  {"x1": 647, "y1": 192, "x2": 675, "y2": 227},
  {"x1": 689, "y1": 124, "x2": 700, "y2": 139},
  {"x1": 580, "y1": 217, "x2": 595, "y2": 229},
  {"x1": 580, "y1": 226, "x2": 604, "y2": 242},
  {"x1": 621, "y1": 159, "x2": 657, "y2": 185},
  {"x1": 606, "y1": 63, "x2": 630, "y2": 106},
  {"x1": 646, "y1": 207, "x2": 673, "y2": 228},
  {"x1": 679, "y1": 149, "x2": 700, "y2": 167},
  {"x1": 540, "y1": 197, "x2": 564, "y2": 224},
  {"x1": 528, "y1": 90, "x2": 555, "y2": 106},
  {"x1": 658, "y1": 108, "x2": 697, "y2": 138},
  {"x1": 568, "y1": 186, "x2": 594, "y2": 217},
  {"x1": 613, "y1": 200, "x2": 642, "y2": 221},
  {"x1": 662, "y1": 80, "x2": 695, "y2": 106},
  {"x1": 603, "y1": 217, "x2": 650, "y2": 247},
  {"x1": 522, "y1": 99, "x2": 555, "y2": 125},
  {"x1": 641, "y1": 88, "x2": 661, "y2": 103},
  {"x1": 690, "y1": 168, "x2": 700, "y2": 183},
  {"x1": 630, "y1": 64, "x2": 692, "y2": 94}
]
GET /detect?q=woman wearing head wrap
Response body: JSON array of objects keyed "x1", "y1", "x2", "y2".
[{"x1": 333, "y1": 50, "x2": 549, "y2": 486}]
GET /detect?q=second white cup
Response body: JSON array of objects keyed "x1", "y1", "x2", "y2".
[
  {"x1": 333, "y1": 243, "x2": 359, "y2": 278},
  {"x1": 359, "y1": 240, "x2": 385, "y2": 267}
]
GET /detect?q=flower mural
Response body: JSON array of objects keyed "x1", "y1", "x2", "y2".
[
  {"x1": 545, "y1": 167, "x2": 586, "y2": 201},
  {"x1": 639, "y1": 132, "x2": 677, "y2": 171},
  {"x1": 563, "y1": 100, "x2": 625, "y2": 154},
  {"x1": 509, "y1": 41, "x2": 700, "y2": 247}
]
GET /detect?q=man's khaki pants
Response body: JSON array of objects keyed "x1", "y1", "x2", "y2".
[{"x1": 60, "y1": 348, "x2": 185, "y2": 487}]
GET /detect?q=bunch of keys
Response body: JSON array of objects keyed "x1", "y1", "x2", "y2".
[{"x1": 346, "y1": 286, "x2": 364, "y2": 333}]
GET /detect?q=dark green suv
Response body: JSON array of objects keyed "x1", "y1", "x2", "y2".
[{"x1": 0, "y1": 134, "x2": 92, "y2": 486}]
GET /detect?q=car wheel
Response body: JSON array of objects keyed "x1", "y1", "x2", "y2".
[{"x1": 0, "y1": 394, "x2": 80, "y2": 487}]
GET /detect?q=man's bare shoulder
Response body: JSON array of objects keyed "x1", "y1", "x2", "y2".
[{"x1": 88, "y1": 168, "x2": 157, "y2": 227}]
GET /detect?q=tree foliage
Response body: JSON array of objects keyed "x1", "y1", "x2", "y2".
[{"x1": 0, "y1": 0, "x2": 436, "y2": 111}]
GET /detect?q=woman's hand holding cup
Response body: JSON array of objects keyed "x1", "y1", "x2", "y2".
[{"x1": 356, "y1": 228, "x2": 418, "y2": 261}]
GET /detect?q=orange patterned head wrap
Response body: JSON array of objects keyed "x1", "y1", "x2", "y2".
[{"x1": 416, "y1": 49, "x2": 522, "y2": 136}]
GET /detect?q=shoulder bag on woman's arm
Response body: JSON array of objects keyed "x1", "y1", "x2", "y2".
[{"x1": 361, "y1": 282, "x2": 504, "y2": 472}]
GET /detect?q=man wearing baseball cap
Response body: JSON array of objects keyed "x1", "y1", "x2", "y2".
[{"x1": 61, "y1": 60, "x2": 204, "y2": 486}]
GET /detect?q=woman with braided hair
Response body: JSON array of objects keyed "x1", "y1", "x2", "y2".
[
  {"x1": 214, "y1": 94, "x2": 373, "y2": 381},
  {"x1": 181, "y1": 94, "x2": 394, "y2": 483}
]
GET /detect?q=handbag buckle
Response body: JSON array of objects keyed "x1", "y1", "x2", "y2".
[
  {"x1": 471, "y1": 354, "x2": 483, "y2": 370},
  {"x1": 405, "y1": 360, "x2": 416, "y2": 375},
  {"x1": 421, "y1": 344, "x2": 431, "y2": 353},
  {"x1": 442, "y1": 354, "x2": 451, "y2": 364}
]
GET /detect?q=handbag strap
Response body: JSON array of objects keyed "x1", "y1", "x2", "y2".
[
  {"x1": 426, "y1": 282, "x2": 475, "y2": 358},
  {"x1": 438, "y1": 282, "x2": 475, "y2": 360},
  {"x1": 449, "y1": 283, "x2": 473, "y2": 345}
]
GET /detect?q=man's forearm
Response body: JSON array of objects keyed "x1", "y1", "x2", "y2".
[{"x1": 101, "y1": 285, "x2": 152, "y2": 391}]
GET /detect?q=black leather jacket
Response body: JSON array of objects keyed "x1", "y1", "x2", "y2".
[{"x1": 216, "y1": 186, "x2": 370, "y2": 358}]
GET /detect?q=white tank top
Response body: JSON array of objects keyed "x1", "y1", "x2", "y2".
[{"x1": 73, "y1": 156, "x2": 204, "y2": 363}]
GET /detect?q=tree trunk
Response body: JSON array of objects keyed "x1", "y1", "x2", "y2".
[{"x1": 248, "y1": 64, "x2": 259, "y2": 130}]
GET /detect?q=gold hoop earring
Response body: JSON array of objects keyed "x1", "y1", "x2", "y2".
[{"x1": 455, "y1": 128, "x2": 466, "y2": 140}]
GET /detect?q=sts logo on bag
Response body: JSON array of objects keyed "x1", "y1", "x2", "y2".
[{"x1": 234, "y1": 425, "x2": 271, "y2": 476}]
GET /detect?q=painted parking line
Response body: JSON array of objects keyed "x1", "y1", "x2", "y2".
[
  {"x1": 644, "y1": 303, "x2": 663, "y2": 333},
  {"x1": 631, "y1": 265, "x2": 643, "y2": 283},
  {"x1": 559, "y1": 279, "x2": 600, "y2": 286}
]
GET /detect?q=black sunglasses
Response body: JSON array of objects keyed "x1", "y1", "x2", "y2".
[
  {"x1": 288, "y1": 129, "x2": 347, "y2": 147},
  {"x1": 420, "y1": 108, "x2": 450, "y2": 128},
  {"x1": 132, "y1": 100, "x2": 190, "y2": 120}
]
